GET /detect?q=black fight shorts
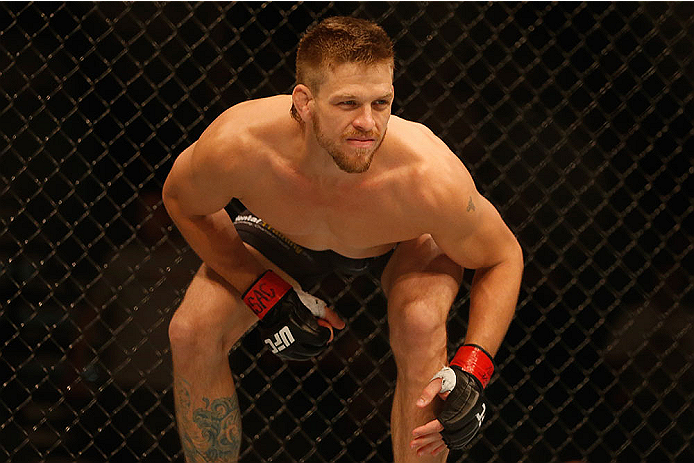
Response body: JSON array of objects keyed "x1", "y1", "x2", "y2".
[{"x1": 233, "y1": 210, "x2": 394, "y2": 291}]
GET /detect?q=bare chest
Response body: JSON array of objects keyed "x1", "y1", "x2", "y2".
[{"x1": 239, "y1": 171, "x2": 421, "y2": 257}]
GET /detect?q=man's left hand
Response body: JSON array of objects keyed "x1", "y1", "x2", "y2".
[
  {"x1": 410, "y1": 376, "x2": 449, "y2": 457},
  {"x1": 410, "y1": 345, "x2": 494, "y2": 455}
]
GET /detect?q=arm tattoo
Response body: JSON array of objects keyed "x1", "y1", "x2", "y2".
[{"x1": 467, "y1": 196, "x2": 476, "y2": 212}]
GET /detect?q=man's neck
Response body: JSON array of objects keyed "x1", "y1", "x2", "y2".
[{"x1": 296, "y1": 126, "x2": 360, "y2": 185}]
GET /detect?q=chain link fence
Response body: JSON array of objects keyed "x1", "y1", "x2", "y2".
[{"x1": 1, "y1": 2, "x2": 692, "y2": 462}]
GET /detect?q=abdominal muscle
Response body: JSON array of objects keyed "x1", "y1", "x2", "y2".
[
  {"x1": 283, "y1": 231, "x2": 398, "y2": 259},
  {"x1": 242, "y1": 206, "x2": 403, "y2": 259},
  {"x1": 239, "y1": 191, "x2": 413, "y2": 259}
]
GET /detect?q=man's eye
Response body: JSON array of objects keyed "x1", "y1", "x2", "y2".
[{"x1": 340, "y1": 101, "x2": 356, "y2": 106}]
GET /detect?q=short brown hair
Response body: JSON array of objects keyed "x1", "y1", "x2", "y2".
[{"x1": 291, "y1": 16, "x2": 394, "y2": 121}]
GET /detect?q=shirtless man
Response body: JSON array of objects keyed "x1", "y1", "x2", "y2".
[{"x1": 163, "y1": 16, "x2": 523, "y2": 462}]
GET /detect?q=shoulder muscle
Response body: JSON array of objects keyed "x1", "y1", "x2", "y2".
[
  {"x1": 163, "y1": 111, "x2": 250, "y2": 216},
  {"x1": 389, "y1": 119, "x2": 515, "y2": 269}
]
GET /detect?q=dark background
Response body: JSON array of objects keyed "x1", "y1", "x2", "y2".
[{"x1": 1, "y1": 2, "x2": 692, "y2": 462}]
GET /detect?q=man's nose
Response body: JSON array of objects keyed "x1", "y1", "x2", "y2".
[{"x1": 352, "y1": 106, "x2": 375, "y2": 132}]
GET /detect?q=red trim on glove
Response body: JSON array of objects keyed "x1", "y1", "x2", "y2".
[
  {"x1": 242, "y1": 270, "x2": 291, "y2": 320},
  {"x1": 450, "y1": 344, "x2": 495, "y2": 389}
]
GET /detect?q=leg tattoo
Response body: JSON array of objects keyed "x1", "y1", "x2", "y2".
[
  {"x1": 175, "y1": 378, "x2": 241, "y2": 462},
  {"x1": 193, "y1": 396, "x2": 242, "y2": 460}
]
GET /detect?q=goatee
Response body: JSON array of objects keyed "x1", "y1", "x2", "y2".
[{"x1": 313, "y1": 115, "x2": 385, "y2": 173}]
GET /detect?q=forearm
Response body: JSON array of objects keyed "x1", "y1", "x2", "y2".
[
  {"x1": 464, "y1": 243, "x2": 523, "y2": 356},
  {"x1": 169, "y1": 206, "x2": 265, "y2": 292}
]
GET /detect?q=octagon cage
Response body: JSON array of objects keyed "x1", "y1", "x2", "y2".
[{"x1": 1, "y1": 2, "x2": 692, "y2": 462}]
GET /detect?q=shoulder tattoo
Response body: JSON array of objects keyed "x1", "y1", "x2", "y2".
[{"x1": 467, "y1": 196, "x2": 475, "y2": 212}]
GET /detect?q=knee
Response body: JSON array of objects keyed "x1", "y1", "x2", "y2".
[
  {"x1": 389, "y1": 300, "x2": 447, "y2": 372},
  {"x1": 169, "y1": 305, "x2": 230, "y2": 358},
  {"x1": 169, "y1": 310, "x2": 206, "y2": 352},
  {"x1": 168, "y1": 264, "x2": 254, "y2": 358}
]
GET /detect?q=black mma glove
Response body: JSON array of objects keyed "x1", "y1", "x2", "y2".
[
  {"x1": 242, "y1": 270, "x2": 332, "y2": 361},
  {"x1": 434, "y1": 344, "x2": 495, "y2": 450}
]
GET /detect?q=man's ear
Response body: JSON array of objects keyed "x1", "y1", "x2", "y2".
[{"x1": 292, "y1": 84, "x2": 313, "y2": 122}]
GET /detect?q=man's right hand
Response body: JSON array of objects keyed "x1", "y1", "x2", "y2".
[{"x1": 242, "y1": 270, "x2": 343, "y2": 360}]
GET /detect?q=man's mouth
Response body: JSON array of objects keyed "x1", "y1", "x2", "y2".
[{"x1": 345, "y1": 137, "x2": 376, "y2": 147}]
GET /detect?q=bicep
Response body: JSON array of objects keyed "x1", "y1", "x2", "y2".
[{"x1": 432, "y1": 191, "x2": 518, "y2": 270}]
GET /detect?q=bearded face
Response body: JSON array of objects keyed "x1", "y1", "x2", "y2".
[
  {"x1": 305, "y1": 61, "x2": 394, "y2": 174},
  {"x1": 312, "y1": 110, "x2": 386, "y2": 173}
]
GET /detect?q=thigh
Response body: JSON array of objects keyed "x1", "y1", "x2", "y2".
[
  {"x1": 173, "y1": 238, "x2": 313, "y2": 347},
  {"x1": 381, "y1": 234, "x2": 464, "y2": 326},
  {"x1": 172, "y1": 262, "x2": 258, "y2": 351}
]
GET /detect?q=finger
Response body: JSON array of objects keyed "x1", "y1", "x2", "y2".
[
  {"x1": 294, "y1": 319, "x2": 332, "y2": 347},
  {"x1": 411, "y1": 418, "x2": 444, "y2": 438},
  {"x1": 316, "y1": 318, "x2": 334, "y2": 343},
  {"x1": 431, "y1": 442, "x2": 447, "y2": 456},
  {"x1": 323, "y1": 306, "x2": 346, "y2": 329},
  {"x1": 410, "y1": 428, "x2": 444, "y2": 452},
  {"x1": 415, "y1": 440, "x2": 446, "y2": 457},
  {"x1": 416, "y1": 378, "x2": 444, "y2": 407},
  {"x1": 303, "y1": 323, "x2": 332, "y2": 346}
]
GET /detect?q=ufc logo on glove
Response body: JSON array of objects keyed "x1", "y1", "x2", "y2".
[
  {"x1": 264, "y1": 326, "x2": 295, "y2": 353},
  {"x1": 242, "y1": 270, "x2": 334, "y2": 361}
]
